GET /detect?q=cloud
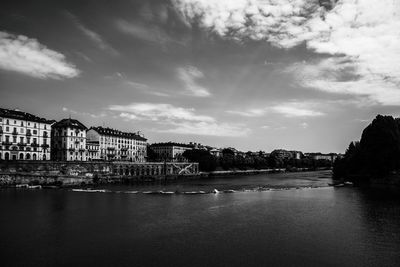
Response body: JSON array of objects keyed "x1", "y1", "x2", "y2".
[
  {"x1": 108, "y1": 102, "x2": 248, "y2": 137},
  {"x1": 159, "y1": 121, "x2": 250, "y2": 137},
  {"x1": 271, "y1": 103, "x2": 324, "y2": 117},
  {"x1": 67, "y1": 12, "x2": 119, "y2": 56},
  {"x1": 0, "y1": 31, "x2": 79, "y2": 79},
  {"x1": 177, "y1": 66, "x2": 211, "y2": 97},
  {"x1": 300, "y1": 122, "x2": 309, "y2": 129},
  {"x1": 227, "y1": 102, "x2": 324, "y2": 118},
  {"x1": 227, "y1": 108, "x2": 267, "y2": 117},
  {"x1": 173, "y1": 0, "x2": 400, "y2": 106},
  {"x1": 109, "y1": 103, "x2": 214, "y2": 122},
  {"x1": 62, "y1": 107, "x2": 106, "y2": 118}
]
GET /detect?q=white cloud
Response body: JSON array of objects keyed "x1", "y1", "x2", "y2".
[
  {"x1": 108, "y1": 102, "x2": 248, "y2": 137},
  {"x1": 288, "y1": 57, "x2": 400, "y2": 105},
  {"x1": 160, "y1": 121, "x2": 250, "y2": 137},
  {"x1": 177, "y1": 66, "x2": 211, "y2": 97},
  {"x1": 109, "y1": 103, "x2": 214, "y2": 122},
  {"x1": 173, "y1": 0, "x2": 400, "y2": 106},
  {"x1": 0, "y1": 31, "x2": 79, "y2": 79},
  {"x1": 271, "y1": 103, "x2": 324, "y2": 117},
  {"x1": 227, "y1": 102, "x2": 324, "y2": 118}
]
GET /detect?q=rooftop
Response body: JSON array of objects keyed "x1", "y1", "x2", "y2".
[
  {"x1": 52, "y1": 118, "x2": 87, "y2": 130},
  {"x1": 90, "y1": 126, "x2": 147, "y2": 141},
  {"x1": 0, "y1": 108, "x2": 54, "y2": 124}
]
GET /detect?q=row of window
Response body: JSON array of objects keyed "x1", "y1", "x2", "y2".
[{"x1": 0, "y1": 118, "x2": 48, "y2": 129}]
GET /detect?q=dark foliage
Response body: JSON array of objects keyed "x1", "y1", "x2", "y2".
[
  {"x1": 333, "y1": 115, "x2": 400, "y2": 181},
  {"x1": 182, "y1": 149, "x2": 217, "y2": 172}
]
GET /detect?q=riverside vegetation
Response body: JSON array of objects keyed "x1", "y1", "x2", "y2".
[{"x1": 333, "y1": 115, "x2": 400, "y2": 186}]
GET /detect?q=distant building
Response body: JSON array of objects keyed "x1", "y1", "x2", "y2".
[
  {"x1": 0, "y1": 108, "x2": 53, "y2": 161},
  {"x1": 51, "y1": 119, "x2": 88, "y2": 161},
  {"x1": 86, "y1": 127, "x2": 147, "y2": 162},
  {"x1": 305, "y1": 153, "x2": 338, "y2": 162},
  {"x1": 209, "y1": 148, "x2": 222, "y2": 157},
  {"x1": 150, "y1": 142, "x2": 194, "y2": 161}
]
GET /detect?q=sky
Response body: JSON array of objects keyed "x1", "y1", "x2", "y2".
[{"x1": 1, "y1": 0, "x2": 400, "y2": 153}]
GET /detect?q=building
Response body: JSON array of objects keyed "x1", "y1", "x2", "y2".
[
  {"x1": 0, "y1": 108, "x2": 53, "y2": 161},
  {"x1": 86, "y1": 141, "x2": 100, "y2": 161},
  {"x1": 305, "y1": 153, "x2": 339, "y2": 162},
  {"x1": 270, "y1": 149, "x2": 303, "y2": 160},
  {"x1": 86, "y1": 127, "x2": 147, "y2": 162},
  {"x1": 150, "y1": 142, "x2": 194, "y2": 161},
  {"x1": 51, "y1": 119, "x2": 88, "y2": 161}
]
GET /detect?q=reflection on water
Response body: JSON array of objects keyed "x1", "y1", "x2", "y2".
[{"x1": 0, "y1": 171, "x2": 399, "y2": 267}]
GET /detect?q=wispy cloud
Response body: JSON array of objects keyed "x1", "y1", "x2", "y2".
[
  {"x1": 159, "y1": 121, "x2": 250, "y2": 137},
  {"x1": 227, "y1": 102, "x2": 324, "y2": 118},
  {"x1": 62, "y1": 107, "x2": 106, "y2": 118},
  {"x1": 108, "y1": 102, "x2": 248, "y2": 137},
  {"x1": 0, "y1": 31, "x2": 79, "y2": 79},
  {"x1": 271, "y1": 103, "x2": 324, "y2": 118},
  {"x1": 177, "y1": 66, "x2": 211, "y2": 97},
  {"x1": 116, "y1": 19, "x2": 187, "y2": 47},
  {"x1": 67, "y1": 12, "x2": 119, "y2": 56},
  {"x1": 173, "y1": 0, "x2": 400, "y2": 106},
  {"x1": 227, "y1": 108, "x2": 267, "y2": 117},
  {"x1": 105, "y1": 72, "x2": 170, "y2": 97}
]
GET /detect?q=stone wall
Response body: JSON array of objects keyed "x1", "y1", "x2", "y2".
[{"x1": 0, "y1": 161, "x2": 199, "y2": 186}]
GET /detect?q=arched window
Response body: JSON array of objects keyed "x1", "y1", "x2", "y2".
[
  {"x1": 5, "y1": 152, "x2": 9, "y2": 160},
  {"x1": 33, "y1": 154, "x2": 37, "y2": 160},
  {"x1": 43, "y1": 154, "x2": 46, "y2": 160},
  {"x1": 19, "y1": 153, "x2": 24, "y2": 160},
  {"x1": 26, "y1": 153, "x2": 31, "y2": 160}
]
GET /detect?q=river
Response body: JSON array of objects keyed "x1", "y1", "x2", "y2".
[{"x1": 1, "y1": 170, "x2": 399, "y2": 266}]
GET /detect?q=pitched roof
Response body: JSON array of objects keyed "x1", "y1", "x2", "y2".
[
  {"x1": 0, "y1": 108, "x2": 54, "y2": 124},
  {"x1": 89, "y1": 126, "x2": 147, "y2": 141},
  {"x1": 52, "y1": 118, "x2": 87, "y2": 130}
]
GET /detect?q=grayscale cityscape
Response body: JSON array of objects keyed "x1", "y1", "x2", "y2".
[{"x1": 1, "y1": 1, "x2": 400, "y2": 267}]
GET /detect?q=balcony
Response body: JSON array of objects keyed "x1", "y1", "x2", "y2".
[
  {"x1": 68, "y1": 148, "x2": 76, "y2": 152},
  {"x1": 31, "y1": 143, "x2": 39, "y2": 147},
  {"x1": 17, "y1": 142, "x2": 27, "y2": 147},
  {"x1": 75, "y1": 140, "x2": 80, "y2": 144},
  {"x1": 2, "y1": 141, "x2": 12, "y2": 146},
  {"x1": 121, "y1": 147, "x2": 128, "y2": 151},
  {"x1": 79, "y1": 148, "x2": 86, "y2": 152},
  {"x1": 0, "y1": 129, "x2": 3, "y2": 134},
  {"x1": 107, "y1": 147, "x2": 115, "y2": 151},
  {"x1": 12, "y1": 130, "x2": 18, "y2": 135},
  {"x1": 41, "y1": 144, "x2": 50, "y2": 149},
  {"x1": 26, "y1": 132, "x2": 32, "y2": 136}
]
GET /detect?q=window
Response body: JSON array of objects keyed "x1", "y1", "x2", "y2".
[
  {"x1": 6, "y1": 119, "x2": 9, "y2": 125},
  {"x1": 6, "y1": 126, "x2": 9, "y2": 131},
  {"x1": 27, "y1": 138, "x2": 30, "y2": 143},
  {"x1": 33, "y1": 130, "x2": 37, "y2": 134},
  {"x1": 13, "y1": 136, "x2": 17, "y2": 143},
  {"x1": 20, "y1": 137, "x2": 24, "y2": 143}
]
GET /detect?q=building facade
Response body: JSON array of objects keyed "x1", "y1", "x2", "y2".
[
  {"x1": 51, "y1": 119, "x2": 88, "y2": 161},
  {"x1": 150, "y1": 142, "x2": 194, "y2": 161},
  {"x1": 86, "y1": 127, "x2": 147, "y2": 162},
  {"x1": 0, "y1": 108, "x2": 53, "y2": 161},
  {"x1": 86, "y1": 141, "x2": 100, "y2": 161}
]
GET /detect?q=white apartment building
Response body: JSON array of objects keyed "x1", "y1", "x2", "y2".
[
  {"x1": 150, "y1": 142, "x2": 194, "y2": 161},
  {"x1": 51, "y1": 119, "x2": 87, "y2": 161},
  {"x1": 86, "y1": 127, "x2": 147, "y2": 162},
  {"x1": 0, "y1": 108, "x2": 53, "y2": 161}
]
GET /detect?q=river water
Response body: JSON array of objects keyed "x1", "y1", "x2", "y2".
[{"x1": 1, "y1": 170, "x2": 399, "y2": 267}]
